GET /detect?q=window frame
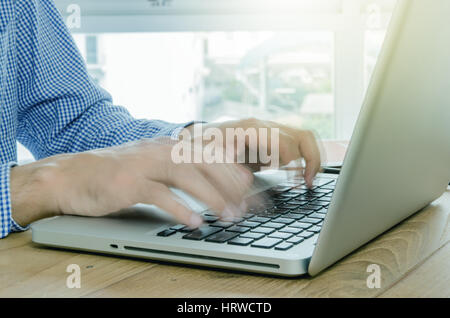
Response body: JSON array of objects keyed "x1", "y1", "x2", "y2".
[{"x1": 57, "y1": 0, "x2": 395, "y2": 140}]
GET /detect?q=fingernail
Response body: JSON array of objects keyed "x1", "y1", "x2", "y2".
[{"x1": 189, "y1": 214, "x2": 203, "y2": 228}]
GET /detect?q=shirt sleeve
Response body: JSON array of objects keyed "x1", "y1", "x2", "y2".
[
  {"x1": 14, "y1": 0, "x2": 193, "y2": 160},
  {"x1": 0, "y1": 0, "x2": 196, "y2": 238},
  {"x1": 0, "y1": 163, "x2": 29, "y2": 239}
]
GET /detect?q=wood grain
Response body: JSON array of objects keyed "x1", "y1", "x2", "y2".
[
  {"x1": 0, "y1": 234, "x2": 154, "y2": 297},
  {"x1": 378, "y1": 242, "x2": 450, "y2": 298},
  {"x1": 1, "y1": 190, "x2": 448, "y2": 298},
  {"x1": 85, "y1": 189, "x2": 450, "y2": 298}
]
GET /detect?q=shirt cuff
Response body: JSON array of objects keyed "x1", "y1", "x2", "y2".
[
  {"x1": 0, "y1": 162, "x2": 30, "y2": 239},
  {"x1": 169, "y1": 121, "x2": 206, "y2": 141},
  {"x1": 11, "y1": 217, "x2": 30, "y2": 232}
]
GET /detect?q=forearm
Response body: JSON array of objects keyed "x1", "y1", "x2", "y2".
[
  {"x1": 10, "y1": 161, "x2": 59, "y2": 227},
  {"x1": 6, "y1": 140, "x2": 252, "y2": 235},
  {"x1": 20, "y1": 100, "x2": 194, "y2": 159},
  {"x1": 14, "y1": 0, "x2": 191, "y2": 159}
]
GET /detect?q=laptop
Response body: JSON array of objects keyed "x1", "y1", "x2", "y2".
[{"x1": 31, "y1": 0, "x2": 450, "y2": 276}]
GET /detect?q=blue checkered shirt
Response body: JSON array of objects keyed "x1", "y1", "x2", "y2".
[{"x1": 0, "y1": 0, "x2": 191, "y2": 238}]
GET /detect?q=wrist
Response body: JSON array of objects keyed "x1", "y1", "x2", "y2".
[
  {"x1": 181, "y1": 122, "x2": 202, "y2": 137},
  {"x1": 10, "y1": 161, "x2": 60, "y2": 226},
  {"x1": 180, "y1": 122, "x2": 212, "y2": 140}
]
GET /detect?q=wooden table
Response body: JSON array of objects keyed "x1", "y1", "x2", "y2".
[{"x1": 1, "y1": 142, "x2": 449, "y2": 298}]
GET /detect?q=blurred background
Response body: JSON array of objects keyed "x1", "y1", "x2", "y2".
[{"x1": 18, "y1": 0, "x2": 397, "y2": 161}]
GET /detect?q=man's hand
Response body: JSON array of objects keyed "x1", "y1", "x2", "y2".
[
  {"x1": 10, "y1": 118, "x2": 321, "y2": 229},
  {"x1": 10, "y1": 139, "x2": 253, "y2": 228},
  {"x1": 184, "y1": 118, "x2": 322, "y2": 188}
]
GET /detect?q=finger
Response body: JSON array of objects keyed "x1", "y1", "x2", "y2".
[
  {"x1": 199, "y1": 162, "x2": 253, "y2": 214},
  {"x1": 298, "y1": 131, "x2": 321, "y2": 188},
  {"x1": 184, "y1": 144, "x2": 252, "y2": 218},
  {"x1": 143, "y1": 181, "x2": 203, "y2": 228},
  {"x1": 278, "y1": 133, "x2": 302, "y2": 166},
  {"x1": 169, "y1": 164, "x2": 231, "y2": 218}
]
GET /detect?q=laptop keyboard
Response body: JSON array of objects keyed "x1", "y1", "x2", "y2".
[{"x1": 156, "y1": 177, "x2": 336, "y2": 251}]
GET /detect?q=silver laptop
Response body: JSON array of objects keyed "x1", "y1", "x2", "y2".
[{"x1": 31, "y1": 0, "x2": 450, "y2": 277}]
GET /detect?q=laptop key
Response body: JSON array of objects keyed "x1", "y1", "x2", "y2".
[
  {"x1": 290, "y1": 222, "x2": 312, "y2": 229},
  {"x1": 283, "y1": 202, "x2": 303, "y2": 209},
  {"x1": 278, "y1": 193, "x2": 300, "y2": 199},
  {"x1": 268, "y1": 232, "x2": 293, "y2": 240},
  {"x1": 272, "y1": 198, "x2": 291, "y2": 203},
  {"x1": 249, "y1": 216, "x2": 271, "y2": 223},
  {"x1": 205, "y1": 231, "x2": 239, "y2": 243},
  {"x1": 228, "y1": 237, "x2": 254, "y2": 246},
  {"x1": 182, "y1": 227, "x2": 222, "y2": 240},
  {"x1": 311, "y1": 188, "x2": 333, "y2": 194},
  {"x1": 303, "y1": 193, "x2": 324, "y2": 200},
  {"x1": 289, "y1": 199, "x2": 310, "y2": 205},
  {"x1": 297, "y1": 231, "x2": 315, "y2": 239},
  {"x1": 283, "y1": 213, "x2": 305, "y2": 220},
  {"x1": 203, "y1": 215, "x2": 219, "y2": 223},
  {"x1": 308, "y1": 226, "x2": 322, "y2": 233},
  {"x1": 275, "y1": 242, "x2": 294, "y2": 251},
  {"x1": 289, "y1": 189, "x2": 309, "y2": 195},
  {"x1": 157, "y1": 229, "x2": 177, "y2": 237},
  {"x1": 313, "y1": 200, "x2": 331, "y2": 205},
  {"x1": 287, "y1": 236, "x2": 304, "y2": 245},
  {"x1": 301, "y1": 204, "x2": 322, "y2": 211},
  {"x1": 242, "y1": 213, "x2": 255, "y2": 219},
  {"x1": 260, "y1": 222, "x2": 285, "y2": 230},
  {"x1": 298, "y1": 217, "x2": 321, "y2": 224},
  {"x1": 271, "y1": 217, "x2": 295, "y2": 225},
  {"x1": 170, "y1": 224, "x2": 186, "y2": 231},
  {"x1": 251, "y1": 227, "x2": 275, "y2": 235},
  {"x1": 179, "y1": 227, "x2": 196, "y2": 233},
  {"x1": 312, "y1": 179, "x2": 334, "y2": 187},
  {"x1": 280, "y1": 204, "x2": 300, "y2": 210},
  {"x1": 258, "y1": 211, "x2": 280, "y2": 218},
  {"x1": 292, "y1": 208, "x2": 315, "y2": 215},
  {"x1": 240, "y1": 232, "x2": 265, "y2": 240},
  {"x1": 226, "y1": 225, "x2": 250, "y2": 233},
  {"x1": 271, "y1": 208, "x2": 290, "y2": 214},
  {"x1": 251, "y1": 238, "x2": 283, "y2": 249},
  {"x1": 209, "y1": 221, "x2": 234, "y2": 228},
  {"x1": 308, "y1": 213, "x2": 326, "y2": 219},
  {"x1": 237, "y1": 221, "x2": 260, "y2": 228},
  {"x1": 279, "y1": 227, "x2": 303, "y2": 235},
  {"x1": 270, "y1": 186, "x2": 292, "y2": 193}
]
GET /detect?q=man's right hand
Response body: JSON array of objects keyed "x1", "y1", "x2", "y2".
[{"x1": 10, "y1": 139, "x2": 253, "y2": 229}]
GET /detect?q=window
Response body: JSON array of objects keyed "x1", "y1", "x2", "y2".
[
  {"x1": 365, "y1": 30, "x2": 388, "y2": 90},
  {"x1": 17, "y1": 0, "x2": 397, "y2": 161},
  {"x1": 73, "y1": 31, "x2": 335, "y2": 138}
]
